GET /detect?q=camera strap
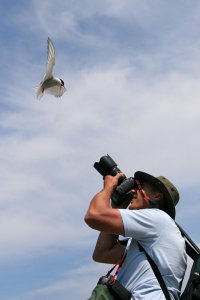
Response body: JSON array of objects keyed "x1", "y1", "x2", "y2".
[
  {"x1": 106, "y1": 252, "x2": 127, "y2": 282},
  {"x1": 133, "y1": 179, "x2": 152, "y2": 208}
]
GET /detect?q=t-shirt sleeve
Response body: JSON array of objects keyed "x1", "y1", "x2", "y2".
[{"x1": 118, "y1": 208, "x2": 160, "y2": 242}]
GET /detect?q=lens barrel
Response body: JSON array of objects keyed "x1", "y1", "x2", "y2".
[
  {"x1": 94, "y1": 155, "x2": 135, "y2": 206},
  {"x1": 94, "y1": 155, "x2": 123, "y2": 177}
]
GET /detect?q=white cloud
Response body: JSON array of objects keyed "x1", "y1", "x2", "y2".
[
  {"x1": 9, "y1": 260, "x2": 107, "y2": 300},
  {"x1": 1, "y1": 62, "x2": 200, "y2": 264}
]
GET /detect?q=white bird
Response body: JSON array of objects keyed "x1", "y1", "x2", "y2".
[{"x1": 36, "y1": 37, "x2": 66, "y2": 99}]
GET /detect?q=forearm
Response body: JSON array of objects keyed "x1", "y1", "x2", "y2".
[
  {"x1": 95, "y1": 232, "x2": 118, "y2": 252},
  {"x1": 93, "y1": 232, "x2": 124, "y2": 264}
]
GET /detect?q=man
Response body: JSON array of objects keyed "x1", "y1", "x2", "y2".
[{"x1": 85, "y1": 171, "x2": 187, "y2": 299}]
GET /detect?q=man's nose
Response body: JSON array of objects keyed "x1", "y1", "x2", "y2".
[{"x1": 130, "y1": 189, "x2": 137, "y2": 197}]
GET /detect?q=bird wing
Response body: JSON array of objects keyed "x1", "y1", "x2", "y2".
[{"x1": 43, "y1": 37, "x2": 55, "y2": 80}]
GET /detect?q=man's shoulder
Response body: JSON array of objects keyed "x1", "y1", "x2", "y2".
[
  {"x1": 129, "y1": 208, "x2": 176, "y2": 229},
  {"x1": 119, "y1": 208, "x2": 178, "y2": 240},
  {"x1": 122, "y1": 208, "x2": 171, "y2": 219},
  {"x1": 119, "y1": 208, "x2": 172, "y2": 230},
  {"x1": 144, "y1": 209, "x2": 175, "y2": 226},
  {"x1": 142, "y1": 208, "x2": 173, "y2": 220}
]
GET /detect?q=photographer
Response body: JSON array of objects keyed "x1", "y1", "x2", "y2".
[{"x1": 85, "y1": 171, "x2": 187, "y2": 299}]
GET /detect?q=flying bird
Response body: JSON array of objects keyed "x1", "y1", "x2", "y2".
[{"x1": 36, "y1": 37, "x2": 66, "y2": 99}]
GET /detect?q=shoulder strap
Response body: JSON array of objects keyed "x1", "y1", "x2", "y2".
[
  {"x1": 176, "y1": 222, "x2": 200, "y2": 259},
  {"x1": 138, "y1": 243, "x2": 171, "y2": 300}
]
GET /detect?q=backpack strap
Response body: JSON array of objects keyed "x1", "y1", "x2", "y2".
[
  {"x1": 138, "y1": 243, "x2": 171, "y2": 300},
  {"x1": 176, "y1": 222, "x2": 200, "y2": 259}
]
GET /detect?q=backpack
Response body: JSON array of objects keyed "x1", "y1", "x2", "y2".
[
  {"x1": 177, "y1": 224, "x2": 200, "y2": 300},
  {"x1": 139, "y1": 223, "x2": 200, "y2": 300}
]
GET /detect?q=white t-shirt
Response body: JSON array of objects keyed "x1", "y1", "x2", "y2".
[{"x1": 117, "y1": 208, "x2": 187, "y2": 300}]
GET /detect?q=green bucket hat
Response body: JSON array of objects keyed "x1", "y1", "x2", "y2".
[{"x1": 134, "y1": 171, "x2": 179, "y2": 219}]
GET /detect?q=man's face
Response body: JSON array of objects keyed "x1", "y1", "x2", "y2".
[{"x1": 128, "y1": 181, "x2": 154, "y2": 210}]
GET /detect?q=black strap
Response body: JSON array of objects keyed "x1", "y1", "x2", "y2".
[
  {"x1": 176, "y1": 222, "x2": 200, "y2": 259},
  {"x1": 138, "y1": 243, "x2": 171, "y2": 300}
]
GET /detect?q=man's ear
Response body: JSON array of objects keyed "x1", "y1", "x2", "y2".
[
  {"x1": 149, "y1": 193, "x2": 163, "y2": 208},
  {"x1": 149, "y1": 199, "x2": 160, "y2": 208}
]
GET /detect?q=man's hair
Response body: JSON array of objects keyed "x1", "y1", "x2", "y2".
[{"x1": 142, "y1": 181, "x2": 165, "y2": 210}]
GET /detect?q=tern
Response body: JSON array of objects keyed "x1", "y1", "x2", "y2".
[{"x1": 36, "y1": 37, "x2": 66, "y2": 99}]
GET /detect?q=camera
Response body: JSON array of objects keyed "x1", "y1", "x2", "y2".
[
  {"x1": 94, "y1": 155, "x2": 136, "y2": 206},
  {"x1": 98, "y1": 275, "x2": 131, "y2": 300}
]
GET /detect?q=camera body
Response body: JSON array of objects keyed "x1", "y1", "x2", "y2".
[
  {"x1": 94, "y1": 155, "x2": 136, "y2": 206},
  {"x1": 98, "y1": 275, "x2": 131, "y2": 300}
]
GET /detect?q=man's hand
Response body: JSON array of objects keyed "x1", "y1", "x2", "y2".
[
  {"x1": 103, "y1": 173, "x2": 133, "y2": 209},
  {"x1": 103, "y1": 173, "x2": 124, "y2": 193}
]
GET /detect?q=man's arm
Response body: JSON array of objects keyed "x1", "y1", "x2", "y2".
[
  {"x1": 93, "y1": 232, "x2": 125, "y2": 264},
  {"x1": 84, "y1": 173, "x2": 125, "y2": 235}
]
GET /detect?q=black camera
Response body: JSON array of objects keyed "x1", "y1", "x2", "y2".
[
  {"x1": 94, "y1": 155, "x2": 136, "y2": 206},
  {"x1": 98, "y1": 275, "x2": 131, "y2": 300}
]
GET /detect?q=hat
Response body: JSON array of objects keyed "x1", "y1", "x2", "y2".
[{"x1": 134, "y1": 171, "x2": 179, "y2": 219}]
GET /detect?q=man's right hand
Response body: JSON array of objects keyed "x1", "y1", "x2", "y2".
[{"x1": 103, "y1": 173, "x2": 124, "y2": 193}]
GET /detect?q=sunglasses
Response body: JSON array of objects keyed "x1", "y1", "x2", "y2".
[
  {"x1": 131, "y1": 179, "x2": 151, "y2": 205},
  {"x1": 133, "y1": 179, "x2": 143, "y2": 190}
]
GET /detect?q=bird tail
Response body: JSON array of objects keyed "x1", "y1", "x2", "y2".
[{"x1": 36, "y1": 85, "x2": 44, "y2": 99}]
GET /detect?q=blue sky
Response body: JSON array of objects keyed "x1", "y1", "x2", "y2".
[{"x1": 0, "y1": 0, "x2": 200, "y2": 299}]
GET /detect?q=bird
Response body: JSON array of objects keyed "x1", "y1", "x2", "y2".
[{"x1": 36, "y1": 37, "x2": 66, "y2": 99}]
